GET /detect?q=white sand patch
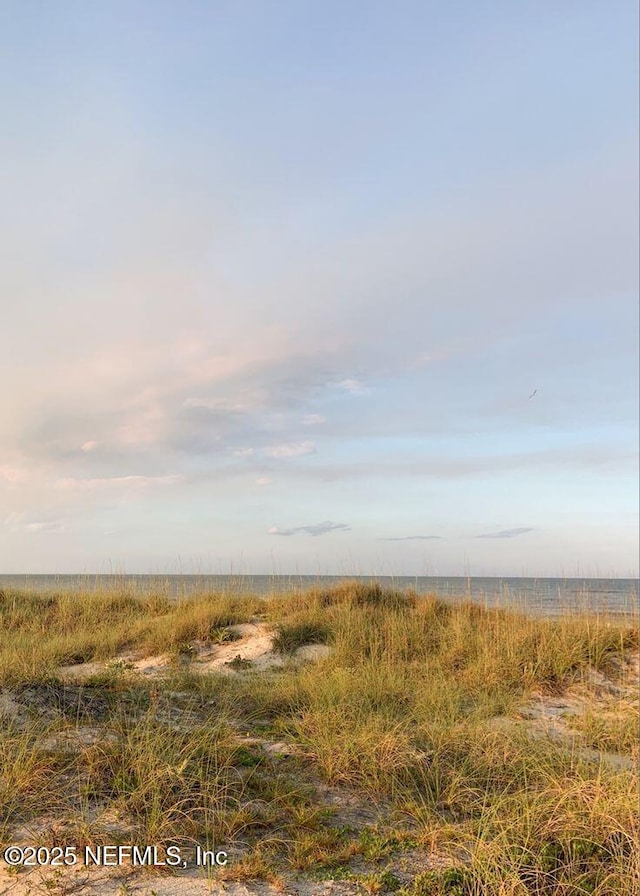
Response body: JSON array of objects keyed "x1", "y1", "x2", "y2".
[
  {"x1": 56, "y1": 624, "x2": 336, "y2": 686},
  {"x1": 198, "y1": 623, "x2": 284, "y2": 673},
  {"x1": 57, "y1": 660, "x2": 105, "y2": 680},
  {"x1": 57, "y1": 623, "x2": 285, "y2": 681},
  {"x1": 38, "y1": 726, "x2": 123, "y2": 754},
  {"x1": 0, "y1": 689, "x2": 24, "y2": 720},
  {"x1": 490, "y1": 651, "x2": 639, "y2": 772},
  {"x1": 0, "y1": 864, "x2": 364, "y2": 895},
  {"x1": 131, "y1": 653, "x2": 172, "y2": 675},
  {"x1": 261, "y1": 740, "x2": 300, "y2": 757}
]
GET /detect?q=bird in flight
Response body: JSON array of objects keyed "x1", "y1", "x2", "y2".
[{"x1": 528, "y1": 389, "x2": 537, "y2": 400}]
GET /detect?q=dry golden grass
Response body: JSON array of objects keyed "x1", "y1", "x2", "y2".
[{"x1": 0, "y1": 581, "x2": 637, "y2": 895}]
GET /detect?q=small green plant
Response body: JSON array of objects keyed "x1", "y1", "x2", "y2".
[
  {"x1": 82, "y1": 658, "x2": 137, "y2": 689},
  {"x1": 210, "y1": 626, "x2": 242, "y2": 644},
  {"x1": 234, "y1": 745, "x2": 264, "y2": 767},
  {"x1": 398, "y1": 868, "x2": 472, "y2": 896},
  {"x1": 359, "y1": 868, "x2": 402, "y2": 894},
  {"x1": 175, "y1": 642, "x2": 196, "y2": 663},
  {"x1": 287, "y1": 827, "x2": 358, "y2": 872},
  {"x1": 105, "y1": 658, "x2": 136, "y2": 675},
  {"x1": 358, "y1": 828, "x2": 409, "y2": 861},
  {"x1": 226, "y1": 654, "x2": 253, "y2": 670}
]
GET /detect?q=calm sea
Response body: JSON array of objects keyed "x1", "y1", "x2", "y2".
[{"x1": 0, "y1": 574, "x2": 637, "y2": 617}]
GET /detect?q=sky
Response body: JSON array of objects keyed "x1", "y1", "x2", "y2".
[{"x1": 0, "y1": 1, "x2": 638, "y2": 577}]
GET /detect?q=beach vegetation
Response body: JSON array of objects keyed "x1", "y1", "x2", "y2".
[{"x1": 0, "y1": 581, "x2": 637, "y2": 894}]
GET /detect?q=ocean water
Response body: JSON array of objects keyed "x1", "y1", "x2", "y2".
[{"x1": 0, "y1": 574, "x2": 637, "y2": 617}]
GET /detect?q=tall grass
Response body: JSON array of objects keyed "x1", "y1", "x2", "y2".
[
  {"x1": 1, "y1": 581, "x2": 637, "y2": 894},
  {"x1": 0, "y1": 588, "x2": 262, "y2": 682}
]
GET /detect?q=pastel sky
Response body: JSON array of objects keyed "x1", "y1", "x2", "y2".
[{"x1": 1, "y1": 2, "x2": 638, "y2": 576}]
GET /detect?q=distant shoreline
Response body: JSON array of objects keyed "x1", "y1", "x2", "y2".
[
  {"x1": 1, "y1": 573, "x2": 637, "y2": 617},
  {"x1": 1, "y1": 573, "x2": 637, "y2": 580}
]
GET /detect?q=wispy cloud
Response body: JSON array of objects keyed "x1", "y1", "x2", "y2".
[
  {"x1": 22, "y1": 520, "x2": 65, "y2": 533},
  {"x1": 303, "y1": 414, "x2": 326, "y2": 425},
  {"x1": 268, "y1": 520, "x2": 350, "y2": 537},
  {"x1": 4, "y1": 513, "x2": 64, "y2": 534},
  {"x1": 183, "y1": 397, "x2": 249, "y2": 412},
  {"x1": 331, "y1": 378, "x2": 369, "y2": 395},
  {"x1": 55, "y1": 474, "x2": 185, "y2": 491},
  {"x1": 475, "y1": 527, "x2": 535, "y2": 539},
  {"x1": 380, "y1": 535, "x2": 442, "y2": 541},
  {"x1": 263, "y1": 441, "x2": 316, "y2": 459}
]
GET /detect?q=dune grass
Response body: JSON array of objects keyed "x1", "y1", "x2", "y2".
[
  {"x1": 0, "y1": 587, "x2": 263, "y2": 682},
  {"x1": 0, "y1": 581, "x2": 637, "y2": 894}
]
